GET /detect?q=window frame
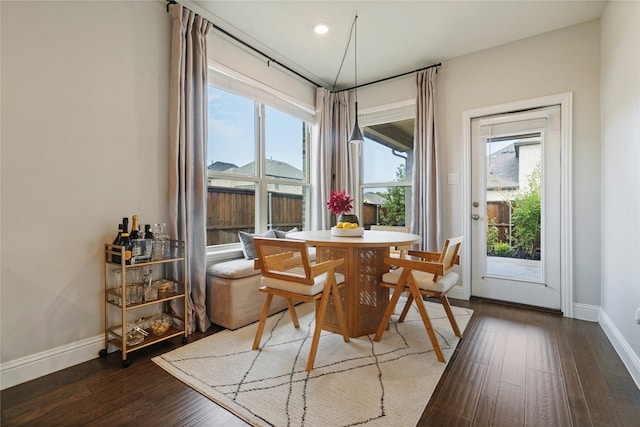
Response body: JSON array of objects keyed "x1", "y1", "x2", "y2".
[
  {"x1": 359, "y1": 100, "x2": 415, "y2": 228},
  {"x1": 206, "y1": 84, "x2": 311, "y2": 257}
]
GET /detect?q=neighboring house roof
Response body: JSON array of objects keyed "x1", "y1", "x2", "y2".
[
  {"x1": 208, "y1": 161, "x2": 238, "y2": 172},
  {"x1": 363, "y1": 192, "x2": 388, "y2": 205},
  {"x1": 486, "y1": 143, "x2": 519, "y2": 190},
  {"x1": 229, "y1": 159, "x2": 303, "y2": 180}
]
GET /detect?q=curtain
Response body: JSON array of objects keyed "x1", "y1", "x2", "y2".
[
  {"x1": 411, "y1": 68, "x2": 440, "y2": 251},
  {"x1": 335, "y1": 92, "x2": 356, "y2": 206},
  {"x1": 168, "y1": 4, "x2": 213, "y2": 334},
  {"x1": 311, "y1": 88, "x2": 352, "y2": 230}
]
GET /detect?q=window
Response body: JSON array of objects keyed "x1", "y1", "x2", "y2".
[
  {"x1": 207, "y1": 86, "x2": 310, "y2": 247},
  {"x1": 360, "y1": 116, "x2": 414, "y2": 229}
]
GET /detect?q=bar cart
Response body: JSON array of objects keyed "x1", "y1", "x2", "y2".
[{"x1": 100, "y1": 240, "x2": 188, "y2": 367}]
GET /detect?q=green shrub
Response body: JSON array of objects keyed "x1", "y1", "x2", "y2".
[
  {"x1": 486, "y1": 217, "x2": 499, "y2": 253},
  {"x1": 379, "y1": 165, "x2": 406, "y2": 226},
  {"x1": 493, "y1": 242, "x2": 512, "y2": 257},
  {"x1": 512, "y1": 164, "x2": 541, "y2": 258}
]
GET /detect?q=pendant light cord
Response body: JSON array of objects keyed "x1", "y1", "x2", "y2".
[
  {"x1": 348, "y1": 14, "x2": 364, "y2": 143},
  {"x1": 353, "y1": 15, "x2": 358, "y2": 104},
  {"x1": 331, "y1": 15, "x2": 358, "y2": 92}
]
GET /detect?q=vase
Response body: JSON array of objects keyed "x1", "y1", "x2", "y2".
[{"x1": 337, "y1": 213, "x2": 359, "y2": 225}]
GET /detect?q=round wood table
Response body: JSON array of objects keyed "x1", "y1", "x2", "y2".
[{"x1": 287, "y1": 230, "x2": 421, "y2": 337}]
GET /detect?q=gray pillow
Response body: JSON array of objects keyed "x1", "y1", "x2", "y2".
[
  {"x1": 274, "y1": 227, "x2": 299, "y2": 238},
  {"x1": 238, "y1": 229, "x2": 277, "y2": 259}
]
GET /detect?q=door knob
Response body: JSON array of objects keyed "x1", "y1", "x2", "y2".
[{"x1": 472, "y1": 214, "x2": 480, "y2": 220}]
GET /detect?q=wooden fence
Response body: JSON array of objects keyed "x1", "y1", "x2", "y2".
[
  {"x1": 362, "y1": 203, "x2": 377, "y2": 228},
  {"x1": 206, "y1": 187, "x2": 303, "y2": 246},
  {"x1": 487, "y1": 201, "x2": 512, "y2": 243}
]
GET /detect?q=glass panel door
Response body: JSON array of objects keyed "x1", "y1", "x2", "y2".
[{"x1": 471, "y1": 105, "x2": 561, "y2": 309}]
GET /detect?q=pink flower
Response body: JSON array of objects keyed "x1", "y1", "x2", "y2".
[{"x1": 326, "y1": 190, "x2": 354, "y2": 215}]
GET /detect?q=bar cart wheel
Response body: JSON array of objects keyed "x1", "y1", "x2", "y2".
[
  {"x1": 99, "y1": 348, "x2": 108, "y2": 358},
  {"x1": 121, "y1": 358, "x2": 132, "y2": 368}
]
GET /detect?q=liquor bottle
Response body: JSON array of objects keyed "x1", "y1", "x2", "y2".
[
  {"x1": 118, "y1": 218, "x2": 130, "y2": 264},
  {"x1": 120, "y1": 231, "x2": 133, "y2": 265},
  {"x1": 130, "y1": 215, "x2": 140, "y2": 240},
  {"x1": 112, "y1": 223, "x2": 123, "y2": 263},
  {"x1": 113, "y1": 223, "x2": 123, "y2": 245},
  {"x1": 144, "y1": 224, "x2": 154, "y2": 240}
]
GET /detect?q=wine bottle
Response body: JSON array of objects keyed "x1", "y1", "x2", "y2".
[
  {"x1": 112, "y1": 223, "x2": 123, "y2": 263},
  {"x1": 144, "y1": 224, "x2": 154, "y2": 240},
  {"x1": 130, "y1": 215, "x2": 140, "y2": 240},
  {"x1": 120, "y1": 231, "x2": 133, "y2": 265},
  {"x1": 113, "y1": 223, "x2": 123, "y2": 245}
]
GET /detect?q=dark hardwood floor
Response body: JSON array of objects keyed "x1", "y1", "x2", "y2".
[{"x1": 2, "y1": 299, "x2": 639, "y2": 426}]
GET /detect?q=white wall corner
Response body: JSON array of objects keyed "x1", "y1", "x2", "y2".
[
  {"x1": 0, "y1": 335, "x2": 105, "y2": 391},
  {"x1": 599, "y1": 309, "x2": 640, "y2": 389},
  {"x1": 572, "y1": 302, "x2": 600, "y2": 322}
]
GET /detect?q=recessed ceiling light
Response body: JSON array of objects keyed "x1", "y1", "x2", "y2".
[{"x1": 314, "y1": 23, "x2": 329, "y2": 35}]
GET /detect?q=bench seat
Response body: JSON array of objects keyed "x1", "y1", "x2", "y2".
[{"x1": 206, "y1": 249, "x2": 315, "y2": 330}]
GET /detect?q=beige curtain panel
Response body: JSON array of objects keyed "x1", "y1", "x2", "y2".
[
  {"x1": 411, "y1": 68, "x2": 441, "y2": 251},
  {"x1": 311, "y1": 88, "x2": 352, "y2": 229},
  {"x1": 168, "y1": 4, "x2": 213, "y2": 334}
]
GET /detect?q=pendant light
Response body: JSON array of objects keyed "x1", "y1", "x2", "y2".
[{"x1": 348, "y1": 15, "x2": 363, "y2": 144}]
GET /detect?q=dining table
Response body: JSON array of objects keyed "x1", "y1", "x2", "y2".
[{"x1": 287, "y1": 229, "x2": 421, "y2": 337}]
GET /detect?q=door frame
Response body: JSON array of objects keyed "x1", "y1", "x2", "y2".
[{"x1": 458, "y1": 93, "x2": 573, "y2": 317}]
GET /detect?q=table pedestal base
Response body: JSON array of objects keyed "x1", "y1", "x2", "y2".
[{"x1": 316, "y1": 246, "x2": 389, "y2": 337}]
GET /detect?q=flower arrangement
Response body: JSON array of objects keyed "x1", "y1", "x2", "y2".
[{"x1": 326, "y1": 190, "x2": 354, "y2": 215}]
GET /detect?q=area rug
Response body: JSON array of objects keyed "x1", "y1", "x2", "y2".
[{"x1": 153, "y1": 299, "x2": 473, "y2": 427}]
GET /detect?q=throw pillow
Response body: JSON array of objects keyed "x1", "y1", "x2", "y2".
[
  {"x1": 238, "y1": 229, "x2": 277, "y2": 260},
  {"x1": 274, "y1": 227, "x2": 299, "y2": 239}
]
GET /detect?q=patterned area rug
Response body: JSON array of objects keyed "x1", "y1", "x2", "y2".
[{"x1": 153, "y1": 299, "x2": 473, "y2": 427}]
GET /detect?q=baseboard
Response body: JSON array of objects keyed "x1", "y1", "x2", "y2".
[
  {"x1": 447, "y1": 285, "x2": 465, "y2": 301},
  {"x1": 573, "y1": 302, "x2": 600, "y2": 322},
  {"x1": 599, "y1": 309, "x2": 640, "y2": 389},
  {"x1": 449, "y1": 289, "x2": 600, "y2": 322},
  {"x1": 0, "y1": 334, "x2": 105, "y2": 390}
]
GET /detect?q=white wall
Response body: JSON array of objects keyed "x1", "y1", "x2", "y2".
[
  {"x1": 358, "y1": 19, "x2": 602, "y2": 307},
  {"x1": 600, "y1": 0, "x2": 640, "y2": 386},
  {"x1": 1, "y1": 0, "x2": 171, "y2": 387}
]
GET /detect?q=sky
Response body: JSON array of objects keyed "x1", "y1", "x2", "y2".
[{"x1": 362, "y1": 139, "x2": 406, "y2": 183}]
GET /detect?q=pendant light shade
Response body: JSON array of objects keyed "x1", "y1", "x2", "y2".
[
  {"x1": 349, "y1": 103, "x2": 364, "y2": 143},
  {"x1": 348, "y1": 15, "x2": 363, "y2": 144}
]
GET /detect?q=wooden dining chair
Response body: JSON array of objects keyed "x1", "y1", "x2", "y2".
[
  {"x1": 373, "y1": 236, "x2": 464, "y2": 362},
  {"x1": 252, "y1": 237, "x2": 350, "y2": 372},
  {"x1": 370, "y1": 225, "x2": 411, "y2": 260}
]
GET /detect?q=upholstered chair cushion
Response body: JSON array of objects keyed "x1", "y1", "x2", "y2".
[
  {"x1": 261, "y1": 272, "x2": 345, "y2": 296},
  {"x1": 382, "y1": 268, "x2": 459, "y2": 293}
]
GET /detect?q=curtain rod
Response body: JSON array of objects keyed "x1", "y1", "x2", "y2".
[
  {"x1": 167, "y1": 1, "x2": 322, "y2": 88},
  {"x1": 336, "y1": 63, "x2": 441, "y2": 93}
]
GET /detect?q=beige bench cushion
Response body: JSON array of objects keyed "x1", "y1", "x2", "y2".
[{"x1": 207, "y1": 258, "x2": 258, "y2": 280}]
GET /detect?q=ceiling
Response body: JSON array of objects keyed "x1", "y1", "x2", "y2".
[{"x1": 185, "y1": 0, "x2": 606, "y2": 91}]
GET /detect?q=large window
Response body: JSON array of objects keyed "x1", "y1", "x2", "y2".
[
  {"x1": 361, "y1": 116, "x2": 414, "y2": 229},
  {"x1": 207, "y1": 86, "x2": 310, "y2": 247}
]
